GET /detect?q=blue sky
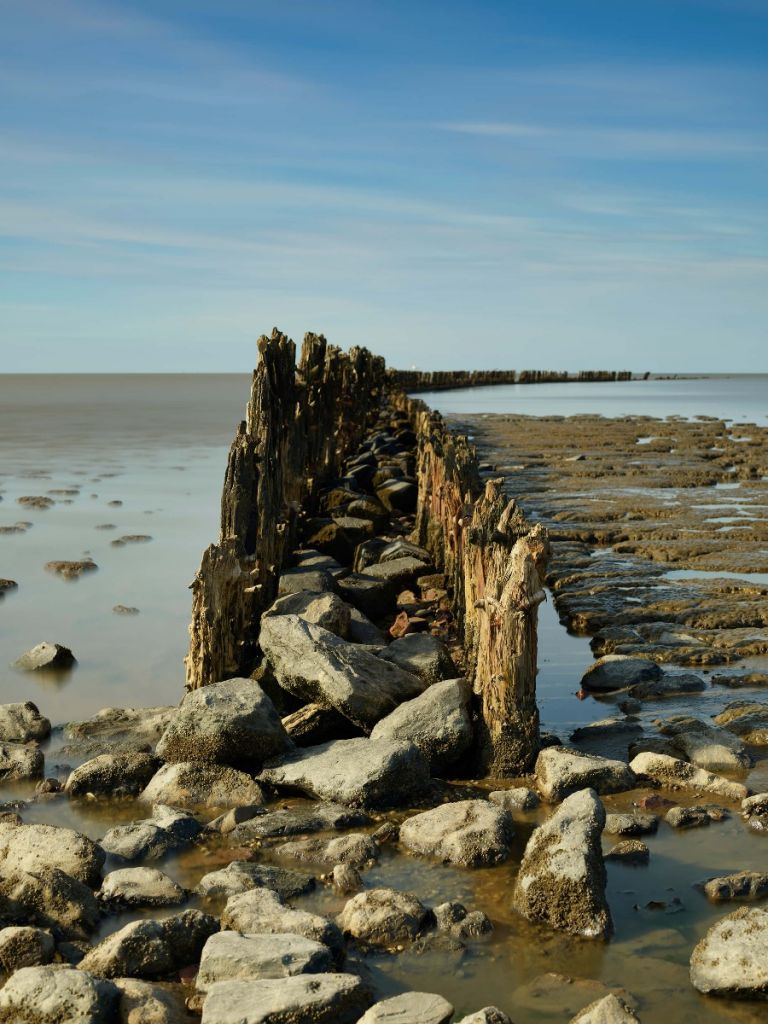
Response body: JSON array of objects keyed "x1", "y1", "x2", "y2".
[{"x1": 2, "y1": 0, "x2": 767, "y2": 372}]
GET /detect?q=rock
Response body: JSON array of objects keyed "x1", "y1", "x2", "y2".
[
  {"x1": 452, "y1": 910, "x2": 493, "y2": 939},
  {"x1": 276, "y1": 833, "x2": 377, "y2": 868},
  {"x1": 264, "y1": 590, "x2": 352, "y2": 639},
  {"x1": 604, "y1": 840, "x2": 649, "y2": 865},
  {"x1": 149, "y1": 805, "x2": 202, "y2": 842},
  {"x1": 332, "y1": 864, "x2": 362, "y2": 894},
  {"x1": 581, "y1": 656, "x2": 662, "y2": 693},
  {"x1": 743, "y1": 792, "x2": 768, "y2": 816},
  {"x1": 432, "y1": 901, "x2": 468, "y2": 930},
  {"x1": 690, "y1": 906, "x2": 768, "y2": 997},
  {"x1": 628, "y1": 752, "x2": 748, "y2": 801},
  {"x1": 111, "y1": 978, "x2": 187, "y2": 1024},
  {"x1": 78, "y1": 910, "x2": 218, "y2": 979},
  {"x1": 228, "y1": 803, "x2": 370, "y2": 841},
  {"x1": 348, "y1": 608, "x2": 387, "y2": 646},
  {"x1": 99, "y1": 868, "x2": 187, "y2": 907},
  {"x1": 337, "y1": 887, "x2": 429, "y2": 945},
  {"x1": 629, "y1": 673, "x2": 706, "y2": 699},
  {"x1": 0, "y1": 743, "x2": 44, "y2": 781},
  {"x1": 512, "y1": 788, "x2": 611, "y2": 939},
  {"x1": 282, "y1": 704, "x2": 362, "y2": 747},
  {"x1": 713, "y1": 702, "x2": 768, "y2": 745},
  {"x1": 196, "y1": 931, "x2": 333, "y2": 991},
  {"x1": 627, "y1": 737, "x2": 680, "y2": 760},
  {"x1": 604, "y1": 813, "x2": 657, "y2": 836},
  {"x1": 336, "y1": 573, "x2": 395, "y2": 620},
  {"x1": 277, "y1": 568, "x2": 336, "y2": 597},
  {"x1": 0, "y1": 702, "x2": 50, "y2": 743},
  {"x1": 0, "y1": 823, "x2": 104, "y2": 888},
  {"x1": 0, "y1": 867, "x2": 100, "y2": 939},
  {"x1": 618, "y1": 698, "x2": 642, "y2": 715},
  {"x1": 64, "y1": 707, "x2": 175, "y2": 755},
  {"x1": 370, "y1": 678, "x2": 472, "y2": 773},
  {"x1": 196, "y1": 862, "x2": 315, "y2": 901},
  {"x1": 0, "y1": 926, "x2": 54, "y2": 971},
  {"x1": 535, "y1": 747, "x2": 636, "y2": 803},
  {"x1": 200, "y1": 974, "x2": 371, "y2": 1024},
  {"x1": 140, "y1": 762, "x2": 264, "y2": 810},
  {"x1": 489, "y1": 787, "x2": 541, "y2": 812},
  {"x1": 375, "y1": 480, "x2": 418, "y2": 513},
  {"x1": 0, "y1": 965, "x2": 118, "y2": 1023},
  {"x1": 112, "y1": 605, "x2": 140, "y2": 615},
  {"x1": 378, "y1": 634, "x2": 456, "y2": 685},
  {"x1": 399, "y1": 800, "x2": 514, "y2": 867},
  {"x1": 259, "y1": 737, "x2": 430, "y2": 809},
  {"x1": 64, "y1": 754, "x2": 161, "y2": 799},
  {"x1": 221, "y1": 889, "x2": 342, "y2": 958},
  {"x1": 570, "y1": 994, "x2": 640, "y2": 1023},
  {"x1": 45, "y1": 559, "x2": 98, "y2": 579},
  {"x1": 357, "y1": 992, "x2": 454, "y2": 1024},
  {"x1": 258, "y1": 616, "x2": 426, "y2": 730},
  {"x1": 655, "y1": 715, "x2": 753, "y2": 772},
  {"x1": 99, "y1": 822, "x2": 183, "y2": 863},
  {"x1": 155, "y1": 678, "x2": 291, "y2": 771},
  {"x1": 362, "y1": 555, "x2": 432, "y2": 591},
  {"x1": 14, "y1": 642, "x2": 76, "y2": 671},
  {"x1": 704, "y1": 870, "x2": 768, "y2": 902},
  {"x1": 665, "y1": 806, "x2": 711, "y2": 829},
  {"x1": 455, "y1": 1010, "x2": 512, "y2": 1024}
]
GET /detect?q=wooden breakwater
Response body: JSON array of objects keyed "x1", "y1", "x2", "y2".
[
  {"x1": 186, "y1": 328, "x2": 550, "y2": 773},
  {"x1": 390, "y1": 368, "x2": 633, "y2": 392}
]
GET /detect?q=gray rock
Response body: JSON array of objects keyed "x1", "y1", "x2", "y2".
[
  {"x1": 0, "y1": 743, "x2": 44, "y2": 781},
  {"x1": 0, "y1": 965, "x2": 118, "y2": 1023},
  {"x1": 370, "y1": 678, "x2": 472, "y2": 774},
  {"x1": 337, "y1": 887, "x2": 429, "y2": 945},
  {"x1": 78, "y1": 910, "x2": 218, "y2": 979},
  {"x1": 512, "y1": 788, "x2": 612, "y2": 939},
  {"x1": 569, "y1": 718, "x2": 643, "y2": 760},
  {"x1": 535, "y1": 747, "x2": 636, "y2": 803},
  {"x1": 264, "y1": 590, "x2": 352, "y2": 639},
  {"x1": 452, "y1": 910, "x2": 493, "y2": 939},
  {"x1": 258, "y1": 616, "x2": 426, "y2": 729},
  {"x1": 743, "y1": 792, "x2": 768, "y2": 816},
  {"x1": 570, "y1": 994, "x2": 640, "y2": 1022},
  {"x1": 704, "y1": 870, "x2": 768, "y2": 902},
  {"x1": 0, "y1": 702, "x2": 50, "y2": 743},
  {"x1": 336, "y1": 573, "x2": 395, "y2": 620},
  {"x1": 64, "y1": 754, "x2": 161, "y2": 799},
  {"x1": 228, "y1": 803, "x2": 369, "y2": 841},
  {"x1": 0, "y1": 867, "x2": 99, "y2": 939},
  {"x1": 276, "y1": 833, "x2": 378, "y2": 868},
  {"x1": 714, "y1": 702, "x2": 768, "y2": 745},
  {"x1": 13, "y1": 642, "x2": 76, "y2": 672},
  {"x1": 603, "y1": 813, "x2": 657, "y2": 836},
  {"x1": 581, "y1": 656, "x2": 662, "y2": 693},
  {"x1": 348, "y1": 608, "x2": 387, "y2": 645},
  {"x1": 64, "y1": 707, "x2": 174, "y2": 755},
  {"x1": 0, "y1": 823, "x2": 104, "y2": 888},
  {"x1": 259, "y1": 737, "x2": 430, "y2": 809},
  {"x1": 155, "y1": 678, "x2": 291, "y2": 771},
  {"x1": 690, "y1": 906, "x2": 768, "y2": 997},
  {"x1": 488, "y1": 787, "x2": 540, "y2": 812},
  {"x1": 358, "y1": 992, "x2": 454, "y2": 1024},
  {"x1": 432, "y1": 901, "x2": 469, "y2": 930},
  {"x1": 140, "y1": 761, "x2": 264, "y2": 809},
  {"x1": 196, "y1": 861, "x2": 315, "y2": 901},
  {"x1": 196, "y1": 930, "x2": 332, "y2": 991},
  {"x1": 99, "y1": 867, "x2": 187, "y2": 907},
  {"x1": 378, "y1": 634, "x2": 456, "y2": 686},
  {"x1": 604, "y1": 840, "x2": 649, "y2": 865},
  {"x1": 665, "y1": 805, "x2": 710, "y2": 829},
  {"x1": 332, "y1": 864, "x2": 362, "y2": 894},
  {"x1": 655, "y1": 715, "x2": 753, "y2": 772},
  {"x1": 627, "y1": 737, "x2": 680, "y2": 760},
  {"x1": 629, "y1": 673, "x2": 706, "y2": 699},
  {"x1": 111, "y1": 978, "x2": 188, "y2": 1024},
  {"x1": 0, "y1": 926, "x2": 54, "y2": 972},
  {"x1": 618, "y1": 698, "x2": 642, "y2": 715},
  {"x1": 277, "y1": 569, "x2": 335, "y2": 597},
  {"x1": 99, "y1": 822, "x2": 181, "y2": 863},
  {"x1": 282, "y1": 704, "x2": 362, "y2": 747},
  {"x1": 200, "y1": 974, "x2": 371, "y2": 1024},
  {"x1": 399, "y1": 800, "x2": 513, "y2": 868},
  {"x1": 221, "y1": 888, "x2": 342, "y2": 958},
  {"x1": 149, "y1": 804, "x2": 202, "y2": 842},
  {"x1": 375, "y1": 481, "x2": 418, "y2": 513},
  {"x1": 362, "y1": 554, "x2": 431, "y2": 591},
  {"x1": 455, "y1": 1010, "x2": 512, "y2": 1024},
  {"x1": 628, "y1": 752, "x2": 748, "y2": 801}
]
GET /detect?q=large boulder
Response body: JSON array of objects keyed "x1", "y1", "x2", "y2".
[
  {"x1": 259, "y1": 737, "x2": 430, "y2": 809},
  {"x1": 200, "y1": 974, "x2": 371, "y2": 1024},
  {"x1": 0, "y1": 823, "x2": 104, "y2": 888},
  {"x1": 64, "y1": 753, "x2": 161, "y2": 799},
  {"x1": 358, "y1": 992, "x2": 454, "y2": 1024},
  {"x1": 628, "y1": 752, "x2": 748, "y2": 802},
  {"x1": 690, "y1": 906, "x2": 768, "y2": 997},
  {"x1": 378, "y1": 634, "x2": 456, "y2": 685},
  {"x1": 140, "y1": 762, "x2": 264, "y2": 809},
  {"x1": 0, "y1": 965, "x2": 118, "y2": 1024},
  {"x1": 337, "y1": 887, "x2": 430, "y2": 945},
  {"x1": 399, "y1": 800, "x2": 514, "y2": 868},
  {"x1": 196, "y1": 931, "x2": 332, "y2": 991},
  {"x1": 0, "y1": 702, "x2": 50, "y2": 743},
  {"x1": 370, "y1": 677, "x2": 472, "y2": 773},
  {"x1": 655, "y1": 715, "x2": 753, "y2": 772},
  {"x1": 0, "y1": 743, "x2": 44, "y2": 781},
  {"x1": 258, "y1": 616, "x2": 426, "y2": 729},
  {"x1": 581, "y1": 655, "x2": 661, "y2": 693},
  {"x1": 155, "y1": 678, "x2": 291, "y2": 771},
  {"x1": 0, "y1": 867, "x2": 100, "y2": 939},
  {"x1": 78, "y1": 910, "x2": 218, "y2": 978},
  {"x1": 264, "y1": 590, "x2": 352, "y2": 639},
  {"x1": 221, "y1": 889, "x2": 342, "y2": 958},
  {"x1": 535, "y1": 747, "x2": 636, "y2": 803},
  {"x1": 512, "y1": 788, "x2": 612, "y2": 939}
]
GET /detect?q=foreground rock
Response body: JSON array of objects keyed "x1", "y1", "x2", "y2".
[
  {"x1": 703, "y1": 871, "x2": 768, "y2": 902},
  {"x1": 337, "y1": 887, "x2": 430, "y2": 945},
  {"x1": 276, "y1": 833, "x2": 377, "y2": 869},
  {"x1": 196, "y1": 861, "x2": 315, "y2": 901},
  {"x1": 258, "y1": 615, "x2": 426, "y2": 729},
  {"x1": 64, "y1": 753, "x2": 161, "y2": 799},
  {"x1": 628, "y1": 752, "x2": 748, "y2": 801},
  {"x1": 99, "y1": 867, "x2": 187, "y2": 907},
  {"x1": 399, "y1": 800, "x2": 514, "y2": 867},
  {"x1": 690, "y1": 906, "x2": 768, "y2": 997},
  {"x1": 227, "y1": 803, "x2": 369, "y2": 841},
  {"x1": 259, "y1": 737, "x2": 430, "y2": 809},
  {"x1": 512, "y1": 789, "x2": 612, "y2": 939},
  {"x1": 196, "y1": 931, "x2": 333, "y2": 990},
  {"x1": 200, "y1": 974, "x2": 371, "y2": 1024},
  {"x1": 581, "y1": 655, "x2": 661, "y2": 693},
  {"x1": 264, "y1": 590, "x2": 353, "y2": 639},
  {"x1": 570, "y1": 994, "x2": 640, "y2": 1022},
  {"x1": 0, "y1": 702, "x2": 50, "y2": 743},
  {"x1": 0, "y1": 926, "x2": 54, "y2": 972},
  {"x1": 13, "y1": 642, "x2": 76, "y2": 671},
  {"x1": 78, "y1": 910, "x2": 218, "y2": 978},
  {"x1": 455, "y1": 1011, "x2": 512, "y2": 1024},
  {"x1": 0, "y1": 823, "x2": 104, "y2": 888},
  {"x1": 0, "y1": 867, "x2": 99, "y2": 939},
  {"x1": 0, "y1": 965, "x2": 118, "y2": 1023},
  {"x1": 655, "y1": 715, "x2": 753, "y2": 772},
  {"x1": 112, "y1": 978, "x2": 187, "y2": 1024},
  {"x1": 0, "y1": 743, "x2": 44, "y2": 781},
  {"x1": 155, "y1": 678, "x2": 291, "y2": 771},
  {"x1": 489, "y1": 787, "x2": 540, "y2": 812},
  {"x1": 535, "y1": 747, "x2": 636, "y2": 803},
  {"x1": 370, "y1": 678, "x2": 472, "y2": 774},
  {"x1": 358, "y1": 992, "x2": 454, "y2": 1023},
  {"x1": 140, "y1": 761, "x2": 264, "y2": 809},
  {"x1": 64, "y1": 706, "x2": 175, "y2": 756},
  {"x1": 221, "y1": 889, "x2": 343, "y2": 957}
]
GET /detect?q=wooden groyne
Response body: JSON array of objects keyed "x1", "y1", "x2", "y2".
[
  {"x1": 390, "y1": 368, "x2": 633, "y2": 392},
  {"x1": 186, "y1": 329, "x2": 549, "y2": 774}
]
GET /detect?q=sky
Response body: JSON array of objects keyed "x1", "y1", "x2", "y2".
[{"x1": 1, "y1": 0, "x2": 767, "y2": 373}]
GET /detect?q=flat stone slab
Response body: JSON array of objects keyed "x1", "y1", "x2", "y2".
[
  {"x1": 628, "y1": 752, "x2": 748, "y2": 802},
  {"x1": 221, "y1": 888, "x2": 343, "y2": 958},
  {"x1": 399, "y1": 800, "x2": 514, "y2": 868},
  {"x1": 535, "y1": 747, "x2": 636, "y2": 803},
  {"x1": 358, "y1": 992, "x2": 454, "y2": 1024},
  {"x1": 581, "y1": 655, "x2": 661, "y2": 693},
  {"x1": 196, "y1": 930, "x2": 333, "y2": 991},
  {"x1": 200, "y1": 974, "x2": 372, "y2": 1024}
]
